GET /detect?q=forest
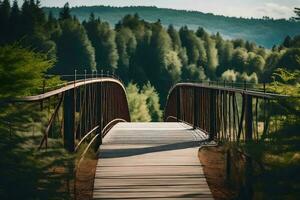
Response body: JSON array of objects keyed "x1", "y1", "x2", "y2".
[
  {"x1": 43, "y1": 5, "x2": 300, "y2": 48},
  {"x1": 1, "y1": 1, "x2": 300, "y2": 121}
]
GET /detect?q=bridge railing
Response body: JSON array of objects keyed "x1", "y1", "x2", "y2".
[
  {"x1": 2, "y1": 72, "x2": 130, "y2": 152},
  {"x1": 164, "y1": 81, "x2": 286, "y2": 142}
]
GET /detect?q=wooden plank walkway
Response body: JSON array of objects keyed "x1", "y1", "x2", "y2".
[{"x1": 93, "y1": 122, "x2": 214, "y2": 199}]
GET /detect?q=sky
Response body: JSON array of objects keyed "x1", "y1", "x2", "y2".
[{"x1": 17, "y1": 0, "x2": 300, "y2": 19}]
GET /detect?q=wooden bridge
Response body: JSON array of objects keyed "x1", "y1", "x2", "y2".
[
  {"x1": 3, "y1": 73, "x2": 283, "y2": 199},
  {"x1": 93, "y1": 122, "x2": 212, "y2": 199}
]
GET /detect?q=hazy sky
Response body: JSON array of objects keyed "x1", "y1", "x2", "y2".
[{"x1": 18, "y1": 0, "x2": 300, "y2": 19}]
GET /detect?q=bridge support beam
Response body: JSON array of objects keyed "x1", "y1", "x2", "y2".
[
  {"x1": 193, "y1": 87, "x2": 199, "y2": 129},
  {"x1": 176, "y1": 87, "x2": 181, "y2": 121},
  {"x1": 95, "y1": 83, "x2": 102, "y2": 150},
  {"x1": 209, "y1": 90, "x2": 217, "y2": 140},
  {"x1": 63, "y1": 89, "x2": 75, "y2": 152},
  {"x1": 245, "y1": 95, "x2": 253, "y2": 141}
]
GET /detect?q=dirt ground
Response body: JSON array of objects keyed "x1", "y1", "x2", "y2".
[
  {"x1": 198, "y1": 146, "x2": 237, "y2": 200},
  {"x1": 75, "y1": 158, "x2": 98, "y2": 200}
]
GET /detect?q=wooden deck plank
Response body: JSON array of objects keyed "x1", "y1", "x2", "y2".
[{"x1": 93, "y1": 122, "x2": 213, "y2": 199}]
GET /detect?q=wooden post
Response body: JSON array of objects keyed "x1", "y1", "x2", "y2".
[
  {"x1": 176, "y1": 87, "x2": 181, "y2": 122},
  {"x1": 209, "y1": 90, "x2": 217, "y2": 140},
  {"x1": 245, "y1": 95, "x2": 253, "y2": 141},
  {"x1": 63, "y1": 89, "x2": 75, "y2": 152},
  {"x1": 193, "y1": 87, "x2": 199, "y2": 129}
]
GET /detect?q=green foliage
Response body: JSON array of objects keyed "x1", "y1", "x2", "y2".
[
  {"x1": 126, "y1": 82, "x2": 163, "y2": 122},
  {"x1": 278, "y1": 48, "x2": 300, "y2": 71},
  {"x1": 84, "y1": 15, "x2": 119, "y2": 72},
  {"x1": 0, "y1": 103, "x2": 74, "y2": 200},
  {"x1": 142, "y1": 82, "x2": 163, "y2": 122},
  {"x1": 51, "y1": 18, "x2": 96, "y2": 75},
  {"x1": 205, "y1": 36, "x2": 219, "y2": 79},
  {"x1": 0, "y1": 44, "x2": 54, "y2": 99},
  {"x1": 116, "y1": 27, "x2": 137, "y2": 82},
  {"x1": 0, "y1": 45, "x2": 70, "y2": 199},
  {"x1": 168, "y1": 25, "x2": 181, "y2": 51},
  {"x1": 182, "y1": 64, "x2": 206, "y2": 81},
  {"x1": 247, "y1": 54, "x2": 265, "y2": 74},
  {"x1": 59, "y1": 3, "x2": 71, "y2": 20},
  {"x1": 238, "y1": 72, "x2": 258, "y2": 83},
  {"x1": 221, "y1": 69, "x2": 239, "y2": 82},
  {"x1": 179, "y1": 26, "x2": 207, "y2": 66},
  {"x1": 241, "y1": 69, "x2": 300, "y2": 199},
  {"x1": 44, "y1": 6, "x2": 300, "y2": 48},
  {"x1": 126, "y1": 83, "x2": 151, "y2": 122},
  {"x1": 232, "y1": 48, "x2": 248, "y2": 73}
]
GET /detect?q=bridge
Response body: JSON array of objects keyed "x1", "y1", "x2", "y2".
[{"x1": 3, "y1": 73, "x2": 282, "y2": 199}]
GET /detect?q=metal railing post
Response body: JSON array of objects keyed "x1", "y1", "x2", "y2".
[
  {"x1": 209, "y1": 90, "x2": 217, "y2": 140},
  {"x1": 193, "y1": 87, "x2": 199, "y2": 129},
  {"x1": 176, "y1": 87, "x2": 181, "y2": 122}
]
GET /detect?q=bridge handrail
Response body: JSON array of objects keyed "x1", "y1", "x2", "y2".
[
  {"x1": 2, "y1": 77, "x2": 126, "y2": 103},
  {"x1": 74, "y1": 118, "x2": 126, "y2": 152},
  {"x1": 168, "y1": 82, "x2": 288, "y2": 99}
]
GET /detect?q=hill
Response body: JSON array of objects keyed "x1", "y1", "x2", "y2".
[{"x1": 43, "y1": 6, "x2": 300, "y2": 48}]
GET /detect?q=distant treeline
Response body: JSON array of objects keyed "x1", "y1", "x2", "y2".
[
  {"x1": 43, "y1": 5, "x2": 300, "y2": 48},
  {"x1": 1, "y1": 1, "x2": 300, "y2": 106}
]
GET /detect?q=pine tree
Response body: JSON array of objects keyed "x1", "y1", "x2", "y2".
[
  {"x1": 0, "y1": 0, "x2": 11, "y2": 43},
  {"x1": 283, "y1": 36, "x2": 292, "y2": 48},
  {"x1": 294, "y1": 7, "x2": 300, "y2": 20},
  {"x1": 52, "y1": 18, "x2": 96, "y2": 76},
  {"x1": 84, "y1": 15, "x2": 119, "y2": 72},
  {"x1": 115, "y1": 27, "x2": 137, "y2": 82},
  {"x1": 59, "y1": 3, "x2": 71, "y2": 20},
  {"x1": 167, "y1": 25, "x2": 181, "y2": 51}
]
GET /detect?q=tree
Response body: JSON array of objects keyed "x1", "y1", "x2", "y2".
[
  {"x1": 245, "y1": 41, "x2": 257, "y2": 52},
  {"x1": 278, "y1": 48, "x2": 300, "y2": 71},
  {"x1": 182, "y1": 64, "x2": 206, "y2": 81},
  {"x1": 0, "y1": 0, "x2": 11, "y2": 43},
  {"x1": 205, "y1": 36, "x2": 219, "y2": 79},
  {"x1": 248, "y1": 54, "x2": 265, "y2": 75},
  {"x1": 216, "y1": 41, "x2": 234, "y2": 76},
  {"x1": 221, "y1": 69, "x2": 239, "y2": 82},
  {"x1": 167, "y1": 25, "x2": 181, "y2": 51},
  {"x1": 126, "y1": 83, "x2": 151, "y2": 122},
  {"x1": 179, "y1": 26, "x2": 207, "y2": 66},
  {"x1": 196, "y1": 27, "x2": 208, "y2": 39},
  {"x1": 59, "y1": 3, "x2": 71, "y2": 20},
  {"x1": 283, "y1": 36, "x2": 292, "y2": 48},
  {"x1": 51, "y1": 18, "x2": 96, "y2": 76},
  {"x1": 8, "y1": 0, "x2": 20, "y2": 42},
  {"x1": 262, "y1": 52, "x2": 282, "y2": 82},
  {"x1": 294, "y1": 7, "x2": 300, "y2": 20},
  {"x1": 115, "y1": 27, "x2": 137, "y2": 82},
  {"x1": 0, "y1": 45, "x2": 54, "y2": 98},
  {"x1": 237, "y1": 72, "x2": 258, "y2": 83},
  {"x1": 232, "y1": 48, "x2": 248, "y2": 72},
  {"x1": 149, "y1": 26, "x2": 181, "y2": 104},
  {"x1": 232, "y1": 39, "x2": 245, "y2": 48},
  {"x1": 84, "y1": 16, "x2": 119, "y2": 72},
  {"x1": 142, "y1": 82, "x2": 162, "y2": 121}
]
